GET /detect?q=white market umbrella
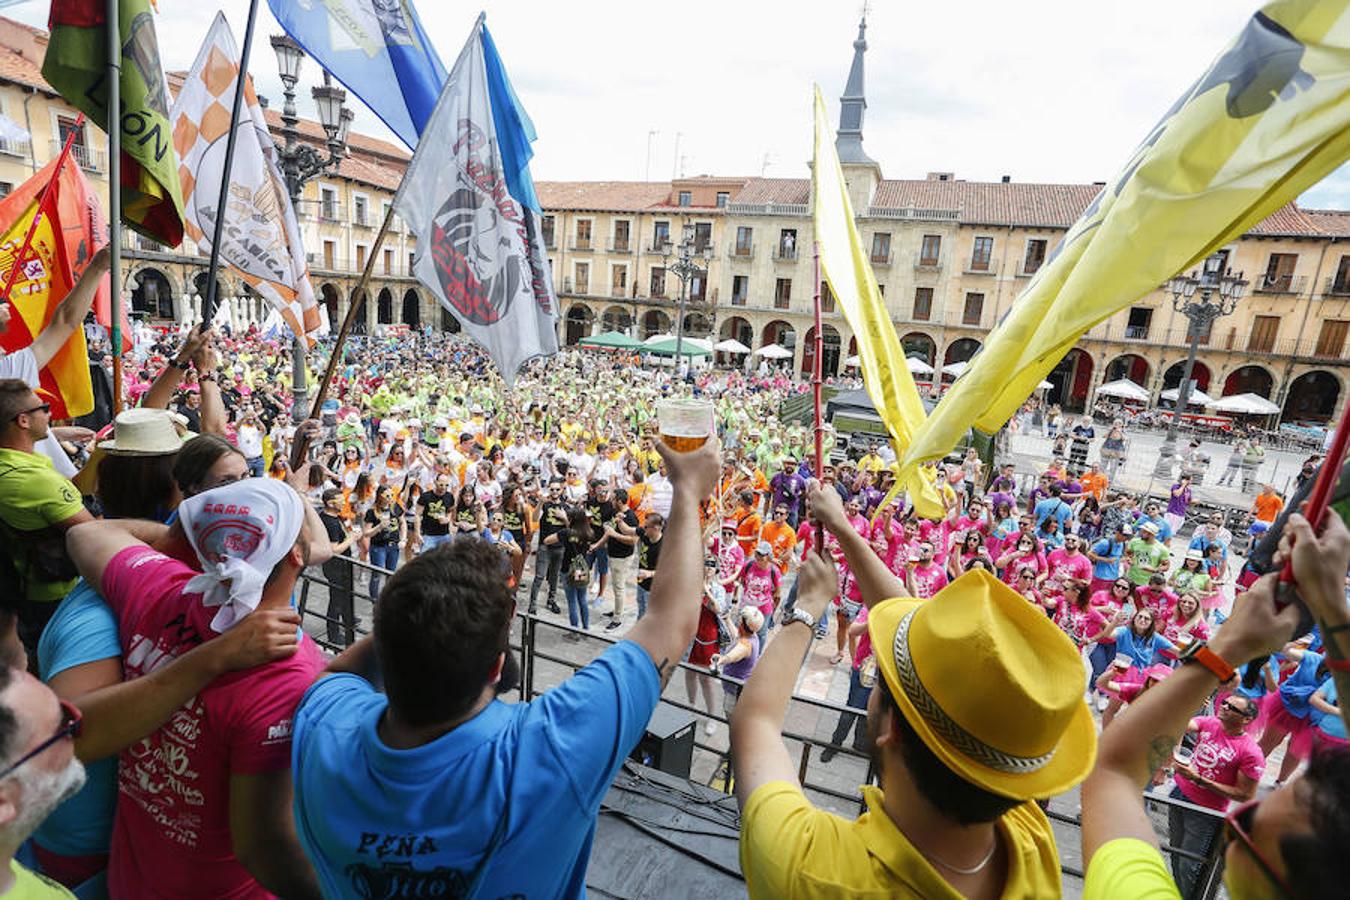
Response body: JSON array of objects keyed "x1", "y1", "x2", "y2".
[
  {"x1": 1213, "y1": 392, "x2": 1281, "y2": 415},
  {"x1": 644, "y1": 333, "x2": 676, "y2": 344},
  {"x1": 941, "y1": 360, "x2": 969, "y2": 377},
  {"x1": 714, "y1": 338, "x2": 752, "y2": 354},
  {"x1": 1160, "y1": 387, "x2": 1215, "y2": 406},
  {"x1": 755, "y1": 343, "x2": 794, "y2": 359},
  {"x1": 843, "y1": 354, "x2": 861, "y2": 367},
  {"x1": 906, "y1": 356, "x2": 934, "y2": 375},
  {"x1": 1095, "y1": 379, "x2": 1151, "y2": 402},
  {"x1": 1036, "y1": 380, "x2": 1054, "y2": 390}
]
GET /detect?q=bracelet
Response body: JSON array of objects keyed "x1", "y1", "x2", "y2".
[{"x1": 170, "y1": 358, "x2": 190, "y2": 371}]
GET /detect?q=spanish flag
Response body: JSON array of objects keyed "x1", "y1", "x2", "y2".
[
  {"x1": 0, "y1": 159, "x2": 94, "y2": 419},
  {"x1": 811, "y1": 86, "x2": 942, "y2": 520},
  {"x1": 898, "y1": 0, "x2": 1350, "y2": 480}
]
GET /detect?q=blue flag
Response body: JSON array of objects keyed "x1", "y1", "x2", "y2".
[
  {"x1": 265, "y1": 0, "x2": 446, "y2": 149},
  {"x1": 393, "y1": 15, "x2": 558, "y2": 384}
]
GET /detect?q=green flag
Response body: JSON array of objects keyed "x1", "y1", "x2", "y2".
[{"x1": 42, "y1": 0, "x2": 185, "y2": 246}]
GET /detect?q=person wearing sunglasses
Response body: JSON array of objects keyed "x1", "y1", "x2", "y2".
[{"x1": 1082, "y1": 512, "x2": 1350, "y2": 899}]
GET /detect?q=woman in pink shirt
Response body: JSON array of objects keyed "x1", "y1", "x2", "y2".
[
  {"x1": 946, "y1": 529, "x2": 985, "y2": 582},
  {"x1": 1158, "y1": 593, "x2": 1210, "y2": 661},
  {"x1": 1052, "y1": 580, "x2": 1112, "y2": 651},
  {"x1": 997, "y1": 534, "x2": 1044, "y2": 586},
  {"x1": 716, "y1": 521, "x2": 746, "y2": 591}
]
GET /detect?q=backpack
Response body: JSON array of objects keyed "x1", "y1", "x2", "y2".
[{"x1": 567, "y1": 552, "x2": 591, "y2": 587}]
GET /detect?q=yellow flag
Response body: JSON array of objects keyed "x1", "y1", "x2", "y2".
[
  {"x1": 898, "y1": 0, "x2": 1350, "y2": 481},
  {"x1": 811, "y1": 86, "x2": 943, "y2": 520}
]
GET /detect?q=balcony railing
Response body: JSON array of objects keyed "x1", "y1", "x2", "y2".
[
  {"x1": 1254, "y1": 273, "x2": 1307, "y2": 294},
  {"x1": 870, "y1": 250, "x2": 893, "y2": 266},
  {"x1": 773, "y1": 294, "x2": 791, "y2": 309},
  {"x1": 649, "y1": 238, "x2": 670, "y2": 252},
  {"x1": 731, "y1": 292, "x2": 748, "y2": 306},
  {"x1": 0, "y1": 137, "x2": 30, "y2": 158},
  {"x1": 964, "y1": 257, "x2": 999, "y2": 275},
  {"x1": 915, "y1": 251, "x2": 944, "y2": 270},
  {"x1": 729, "y1": 243, "x2": 755, "y2": 259},
  {"x1": 1324, "y1": 276, "x2": 1350, "y2": 297},
  {"x1": 1124, "y1": 324, "x2": 1151, "y2": 340},
  {"x1": 606, "y1": 239, "x2": 632, "y2": 254},
  {"x1": 773, "y1": 245, "x2": 799, "y2": 261},
  {"x1": 1017, "y1": 260, "x2": 1045, "y2": 278},
  {"x1": 51, "y1": 140, "x2": 106, "y2": 173},
  {"x1": 569, "y1": 238, "x2": 594, "y2": 251}
]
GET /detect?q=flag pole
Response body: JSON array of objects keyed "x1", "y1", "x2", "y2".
[
  {"x1": 812, "y1": 240, "x2": 825, "y2": 553},
  {"x1": 0, "y1": 120, "x2": 83, "y2": 309},
  {"x1": 201, "y1": 0, "x2": 261, "y2": 327},
  {"x1": 290, "y1": 200, "x2": 397, "y2": 467},
  {"x1": 106, "y1": 0, "x2": 122, "y2": 414}
]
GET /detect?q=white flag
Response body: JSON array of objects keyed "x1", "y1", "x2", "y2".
[
  {"x1": 171, "y1": 13, "x2": 323, "y2": 344},
  {"x1": 394, "y1": 16, "x2": 558, "y2": 384}
]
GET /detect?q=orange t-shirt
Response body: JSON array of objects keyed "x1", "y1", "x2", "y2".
[
  {"x1": 1252, "y1": 492, "x2": 1283, "y2": 523},
  {"x1": 1080, "y1": 471, "x2": 1108, "y2": 501},
  {"x1": 760, "y1": 520, "x2": 798, "y2": 573},
  {"x1": 736, "y1": 512, "x2": 763, "y2": 555}
]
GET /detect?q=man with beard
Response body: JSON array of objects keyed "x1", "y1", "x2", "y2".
[
  {"x1": 731, "y1": 483, "x2": 1092, "y2": 897},
  {"x1": 0, "y1": 666, "x2": 88, "y2": 896}
]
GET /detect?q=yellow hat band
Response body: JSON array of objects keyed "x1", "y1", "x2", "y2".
[{"x1": 893, "y1": 609, "x2": 1056, "y2": 775}]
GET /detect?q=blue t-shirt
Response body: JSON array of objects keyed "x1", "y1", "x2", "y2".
[
  {"x1": 1313, "y1": 681, "x2": 1345, "y2": 740},
  {"x1": 292, "y1": 639, "x2": 661, "y2": 899},
  {"x1": 34, "y1": 579, "x2": 121, "y2": 859},
  {"x1": 1033, "y1": 497, "x2": 1073, "y2": 531},
  {"x1": 1089, "y1": 538, "x2": 1124, "y2": 581},
  {"x1": 1278, "y1": 651, "x2": 1326, "y2": 719},
  {"x1": 1112, "y1": 627, "x2": 1173, "y2": 671},
  {"x1": 1136, "y1": 513, "x2": 1173, "y2": 542},
  {"x1": 1232, "y1": 660, "x2": 1277, "y2": 703}
]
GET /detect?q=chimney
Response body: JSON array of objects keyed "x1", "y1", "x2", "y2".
[
  {"x1": 927, "y1": 172, "x2": 954, "y2": 182},
  {"x1": 1000, "y1": 175, "x2": 1011, "y2": 184}
]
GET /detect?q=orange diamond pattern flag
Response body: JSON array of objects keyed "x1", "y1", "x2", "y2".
[
  {"x1": 0, "y1": 160, "x2": 92, "y2": 418},
  {"x1": 170, "y1": 13, "x2": 321, "y2": 343}
]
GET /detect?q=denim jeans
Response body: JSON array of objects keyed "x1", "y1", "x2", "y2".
[
  {"x1": 246, "y1": 455, "x2": 264, "y2": 478},
  {"x1": 529, "y1": 542, "x2": 565, "y2": 612},
  {"x1": 636, "y1": 585, "x2": 650, "y2": 620},
  {"x1": 565, "y1": 583, "x2": 590, "y2": 630},
  {"x1": 420, "y1": 533, "x2": 452, "y2": 553},
  {"x1": 368, "y1": 543, "x2": 400, "y2": 601},
  {"x1": 1167, "y1": 786, "x2": 1222, "y2": 898},
  {"x1": 829, "y1": 666, "x2": 873, "y2": 749}
]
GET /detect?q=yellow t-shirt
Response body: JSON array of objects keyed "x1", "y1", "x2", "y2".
[
  {"x1": 5, "y1": 859, "x2": 75, "y2": 897},
  {"x1": 1081, "y1": 838, "x2": 1180, "y2": 900},
  {"x1": 740, "y1": 782, "x2": 1062, "y2": 898},
  {"x1": 0, "y1": 448, "x2": 85, "y2": 603}
]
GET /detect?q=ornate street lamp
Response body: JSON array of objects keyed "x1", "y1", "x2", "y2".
[
  {"x1": 661, "y1": 222, "x2": 712, "y2": 372},
  {"x1": 1153, "y1": 252, "x2": 1248, "y2": 477},
  {"x1": 269, "y1": 33, "x2": 350, "y2": 419}
]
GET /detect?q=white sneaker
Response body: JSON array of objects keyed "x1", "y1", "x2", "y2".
[{"x1": 704, "y1": 720, "x2": 717, "y2": 736}]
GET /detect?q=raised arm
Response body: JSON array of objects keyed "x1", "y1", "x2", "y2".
[
  {"x1": 626, "y1": 438, "x2": 719, "y2": 687},
  {"x1": 29, "y1": 245, "x2": 110, "y2": 370},
  {"x1": 1281, "y1": 512, "x2": 1350, "y2": 738},
  {"x1": 806, "y1": 481, "x2": 905, "y2": 607},
  {"x1": 193, "y1": 342, "x2": 228, "y2": 435},
  {"x1": 143, "y1": 325, "x2": 209, "y2": 410}
]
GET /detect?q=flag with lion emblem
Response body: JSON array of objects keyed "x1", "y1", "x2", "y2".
[
  {"x1": 394, "y1": 15, "x2": 557, "y2": 384},
  {"x1": 170, "y1": 13, "x2": 322, "y2": 344}
]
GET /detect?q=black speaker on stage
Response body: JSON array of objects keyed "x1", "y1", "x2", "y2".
[{"x1": 630, "y1": 702, "x2": 696, "y2": 779}]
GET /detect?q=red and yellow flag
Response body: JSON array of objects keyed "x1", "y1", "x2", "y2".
[{"x1": 0, "y1": 160, "x2": 95, "y2": 418}]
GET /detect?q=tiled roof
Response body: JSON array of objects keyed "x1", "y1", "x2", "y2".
[
  {"x1": 1302, "y1": 209, "x2": 1350, "y2": 238},
  {"x1": 733, "y1": 178, "x2": 810, "y2": 206},
  {"x1": 872, "y1": 180, "x2": 1103, "y2": 227},
  {"x1": 0, "y1": 18, "x2": 53, "y2": 94},
  {"x1": 536, "y1": 181, "x2": 673, "y2": 212},
  {"x1": 1246, "y1": 202, "x2": 1322, "y2": 236}
]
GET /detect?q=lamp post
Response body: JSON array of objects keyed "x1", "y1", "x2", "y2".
[
  {"x1": 269, "y1": 33, "x2": 351, "y2": 420},
  {"x1": 1152, "y1": 253, "x2": 1248, "y2": 478},
  {"x1": 660, "y1": 222, "x2": 711, "y2": 375}
]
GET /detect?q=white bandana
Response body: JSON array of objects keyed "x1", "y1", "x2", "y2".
[{"x1": 178, "y1": 479, "x2": 305, "y2": 633}]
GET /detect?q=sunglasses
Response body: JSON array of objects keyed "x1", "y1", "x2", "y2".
[
  {"x1": 12, "y1": 402, "x2": 51, "y2": 422},
  {"x1": 0, "y1": 698, "x2": 82, "y2": 779},
  {"x1": 1223, "y1": 797, "x2": 1295, "y2": 898}
]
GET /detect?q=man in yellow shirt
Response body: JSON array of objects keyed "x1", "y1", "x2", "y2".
[
  {"x1": 1080, "y1": 512, "x2": 1350, "y2": 900},
  {"x1": 731, "y1": 482, "x2": 1095, "y2": 898}
]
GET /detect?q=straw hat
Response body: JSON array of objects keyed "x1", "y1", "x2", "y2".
[
  {"x1": 100, "y1": 408, "x2": 194, "y2": 456},
  {"x1": 867, "y1": 569, "x2": 1096, "y2": 800}
]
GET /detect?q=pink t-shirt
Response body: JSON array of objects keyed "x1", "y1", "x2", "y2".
[
  {"x1": 1045, "y1": 549, "x2": 1092, "y2": 589},
  {"x1": 910, "y1": 561, "x2": 948, "y2": 600},
  {"x1": 1175, "y1": 716, "x2": 1266, "y2": 810},
  {"x1": 101, "y1": 545, "x2": 324, "y2": 899},
  {"x1": 1001, "y1": 552, "x2": 1043, "y2": 586},
  {"x1": 851, "y1": 606, "x2": 873, "y2": 668},
  {"x1": 1054, "y1": 601, "x2": 1108, "y2": 645},
  {"x1": 739, "y1": 560, "x2": 780, "y2": 617},
  {"x1": 717, "y1": 539, "x2": 746, "y2": 584}
]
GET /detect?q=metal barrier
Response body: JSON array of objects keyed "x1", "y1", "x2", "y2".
[{"x1": 294, "y1": 563, "x2": 1229, "y2": 896}]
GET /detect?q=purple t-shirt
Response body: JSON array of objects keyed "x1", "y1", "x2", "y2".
[{"x1": 1168, "y1": 484, "x2": 1192, "y2": 516}]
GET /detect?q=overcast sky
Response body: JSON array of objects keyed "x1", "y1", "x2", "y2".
[{"x1": 10, "y1": 0, "x2": 1349, "y2": 207}]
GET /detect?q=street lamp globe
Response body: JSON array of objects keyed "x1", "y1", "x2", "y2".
[
  {"x1": 270, "y1": 34, "x2": 303, "y2": 84},
  {"x1": 311, "y1": 82, "x2": 346, "y2": 137}
]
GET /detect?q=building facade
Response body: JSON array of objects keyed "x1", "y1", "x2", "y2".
[{"x1": 0, "y1": 16, "x2": 1346, "y2": 422}]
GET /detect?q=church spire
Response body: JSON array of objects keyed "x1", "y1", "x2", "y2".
[{"x1": 836, "y1": 15, "x2": 876, "y2": 166}]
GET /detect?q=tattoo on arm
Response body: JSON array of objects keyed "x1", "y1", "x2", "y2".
[
  {"x1": 655, "y1": 657, "x2": 673, "y2": 689},
  {"x1": 1146, "y1": 734, "x2": 1179, "y2": 776}
]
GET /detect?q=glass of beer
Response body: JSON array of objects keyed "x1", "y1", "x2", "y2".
[{"x1": 657, "y1": 398, "x2": 713, "y2": 452}]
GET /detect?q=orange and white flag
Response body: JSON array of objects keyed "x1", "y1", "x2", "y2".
[{"x1": 170, "y1": 12, "x2": 322, "y2": 344}]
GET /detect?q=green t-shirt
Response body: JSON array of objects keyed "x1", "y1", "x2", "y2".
[
  {"x1": 0, "y1": 448, "x2": 85, "y2": 603},
  {"x1": 1125, "y1": 537, "x2": 1170, "y2": 586},
  {"x1": 5, "y1": 860, "x2": 75, "y2": 898}
]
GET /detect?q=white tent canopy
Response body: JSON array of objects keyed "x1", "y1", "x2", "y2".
[
  {"x1": 843, "y1": 354, "x2": 860, "y2": 367},
  {"x1": 644, "y1": 333, "x2": 712, "y2": 350},
  {"x1": 1213, "y1": 392, "x2": 1281, "y2": 415},
  {"x1": 1160, "y1": 387, "x2": 1215, "y2": 406},
  {"x1": 907, "y1": 357, "x2": 935, "y2": 375},
  {"x1": 1095, "y1": 379, "x2": 1151, "y2": 402},
  {"x1": 941, "y1": 360, "x2": 969, "y2": 377},
  {"x1": 754, "y1": 343, "x2": 794, "y2": 359},
  {"x1": 714, "y1": 338, "x2": 751, "y2": 354}
]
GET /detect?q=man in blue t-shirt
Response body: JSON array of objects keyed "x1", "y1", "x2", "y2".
[
  {"x1": 1088, "y1": 523, "x2": 1131, "y2": 586},
  {"x1": 1032, "y1": 486, "x2": 1074, "y2": 533},
  {"x1": 291, "y1": 437, "x2": 721, "y2": 898}
]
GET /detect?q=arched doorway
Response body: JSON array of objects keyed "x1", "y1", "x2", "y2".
[
  {"x1": 351, "y1": 289, "x2": 368, "y2": 335},
  {"x1": 1282, "y1": 371, "x2": 1339, "y2": 422},
  {"x1": 761, "y1": 320, "x2": 796, "y2": 352},
  {"x1": 801, "y1": 325, "x2": 842, "y2": 377},
  {"x1": 1222, "y1": 365, "x2": 1274, "y2": 398},
  {"x1": 565, "y1": 305, "x2": 594, "y2": 345},
  {"x1": 640, "y1": 309, "x2": 670, "y2": 339},
  {"x1": 1046, "y1": 348, "x2": 1095, "y2": 412},
  {"x1": 320, "y1": 283, "x2": 340, "y2": 329},
  {"x1": 683, "y1": 312, "x2": 712, "y2": 337},
  {"x1": 1104, "y1": 354, "x2": 1151, "y2": 386},
  {"x1": 402, "y1": 289, "x2": 421, "y2": 327},
  {"x1": 1162, "y1": 360, "x2": 1212, "y2": 394},
  {"x1": 377, "y1": 288, "x2": 394, "y2": 325},
  {"x1": 901, "y1": 332, "x2": 937, "y2": 366},
  {"x1": 943, "y1": 338, "x2": 981, "y2": 366},
  {"x1": 440, "y1": 307, "x2": 460, "y2": 333},
  {"x1": 131, "y1": 268, "x2": 175, "y2": 319},
  {"x1": 601, "y1": 305, "x2": 631, "y2": 334},
  {"x1": 719, "y1": 316, "x2": 752, "y2": 347}
]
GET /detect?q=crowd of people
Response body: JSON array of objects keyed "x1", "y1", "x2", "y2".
[{"x1": 0, "y1": 284, "x2": 1345, "y2": 899}]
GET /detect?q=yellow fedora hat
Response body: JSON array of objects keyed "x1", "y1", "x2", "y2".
[{"x1": 867, "y1": 569, "x2": 1096, "y2": 800}]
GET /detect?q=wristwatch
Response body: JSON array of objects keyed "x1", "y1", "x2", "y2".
[
  {"x1": 782, "y1": 608, "x2": 816, "y2": 631},
  {"x1": 1178, "y1": 640, "x2": 1235, "y2": 682},
  {"x1": 170, "y1": 358, "x2": 190, "y2": 371}
]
